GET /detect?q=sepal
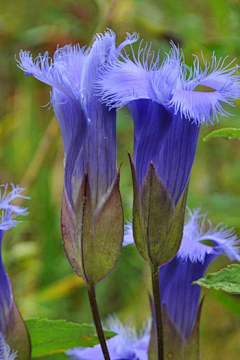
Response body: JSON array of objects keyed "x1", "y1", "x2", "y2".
[
  {"x1": 129, "y1": 153, "x2": 188, "y2": 266},
  {"x1": 162, "y1": 300, "x2": 203, "y2": 360},
  {"x1": 4, "y1": 300, "x2": 31, "y2": 359},
  {"x1": 182, "y1": 299, "x2": 203, "y2": 360},
  {"x1": 62, "y1": 169, "x2": 124, "y2": 285}
]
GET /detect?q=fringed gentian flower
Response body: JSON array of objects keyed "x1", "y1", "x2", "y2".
[
  {"x1": 159, "y1": 208, "x2": 240, "y2": 358},
  {"x1": 0, "y1": 184, "x2": 31, "y2": 360},
  {"x1": 17, "y1": 31, "x2": 139, "y2": 286},
  {"x1": 0, "y1": 333, "x2": 18, "y2": 360},
  {"x1": 97, "y1": 41, "x2": 240, "y2": 267},
  {"x1": 66, "y1": 316, "x2": 150, "y2": 360}
]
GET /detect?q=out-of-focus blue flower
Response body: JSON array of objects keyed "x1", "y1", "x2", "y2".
[
  {"x1": 0, "y1": 184, "x2": 30, "y2": 359},
  {"x1": 97, "y1": 42, "x2": 240, "y2": 204},
  {"x1": 66, "y1": 316, "x2": 150, "y2": 360},
  {"x1": 0, "y1": 184, "x2": 29, "y2": 331},
  {"x1": 0, "y1": 332, "x2": 18, "y2": 360},
  {"x1": 159, "y1": 208, "x2": 240, "y2": 341}
]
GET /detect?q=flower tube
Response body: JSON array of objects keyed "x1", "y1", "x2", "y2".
[
  {"x1": 159, "y1": 208, "x2": 240, "y2": 358},
  {"x1": 0, "y1": 184, "x2": 30, "y2": 359}
]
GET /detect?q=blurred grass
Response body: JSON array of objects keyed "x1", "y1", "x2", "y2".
[{"x1": 0, "y1": 0, "x2": 240, "y2": 359}]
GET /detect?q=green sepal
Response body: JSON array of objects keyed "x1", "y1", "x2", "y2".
[
  {"x1": 162, "y1": 304, "x2": 183, "y2": 360},
  {"x1": 62, "y1": 169, "x2": 124, "y2": 285},
  {"x1": 161, "y1": 183, "x2": 189, "y2": 264},
  {"x1": 147, "y1": 295, "x2": 158, "y2": 360},
  {"x1": 61, "y1": 186, "x2": 84, "y2": 279},
  {"x1": 82, "y1": 169, "x2": 124, "y2": 284},
  {"x1": 162, "y1": 300, "x2": 202, "y2": 360},
  {"x1": 4, "y1": 300, "x2": 31, "y2": 359},
  {"x1": 129, "y1": 154, "x2": 188, "y2": 266},
  {"x1": 183, "y1": 299, "x2": 203, "y2": 360}
]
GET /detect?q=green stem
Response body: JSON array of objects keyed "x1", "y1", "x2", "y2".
[
  {"x1": 151, "y1": 264, "x2": 164, "y2": 360},
  {"x1": 87, "y1": 283, "x2": 111, "y2": 360}
]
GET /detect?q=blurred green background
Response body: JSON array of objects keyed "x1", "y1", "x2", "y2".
[{"x1": 1, "y1": 0, "x2": 240, "y2": 359}]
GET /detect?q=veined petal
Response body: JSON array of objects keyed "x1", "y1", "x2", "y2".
[
  {"x1": 51, "y1": 89, "x2": 89, "y2": 207},
  {"x1": 79, "y1": 30, "x2": 120, "y2": 208},
  {"x1": 17, "y1": 45, "x2": 87, "y2": 102},
  {"x1": 160, "y1": 256, "x2": 206, "y2": 341},
  {"x1": 129, "y1": 99, "x2": 173, "y2": 190},
  {"x1": 156, "y1": 114, "x2": 200, "y2": 205}
]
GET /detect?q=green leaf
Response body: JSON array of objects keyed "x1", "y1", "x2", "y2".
[
  {"x1": 26, "y1": 318, "x2": 115, "y2": 358},
  {"x1": 203, "y1": 128, "x2": 240, "y2": 141},
  {"x1": 193, "y1": 264, "x2": 240, "y2": 294}
]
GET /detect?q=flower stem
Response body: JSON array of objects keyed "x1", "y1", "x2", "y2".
[
  {"x1": 87, "y1": 283, "x2": 111, "y2": 360},
  {"x1": 151, "y1": 264, "x2": 164, "y2": 360}
]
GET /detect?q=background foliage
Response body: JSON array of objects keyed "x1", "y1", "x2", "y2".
[{"x1": 1, "y1": 0, "x2": 240, "y2": 359}]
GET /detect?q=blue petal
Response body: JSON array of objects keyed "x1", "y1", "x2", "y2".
[
  {"x1": 129, "y1": 100, "x2": 173, "y2": 190},
  {"x1": 179, "y1": 208, "x2": 240, "y2": 263},
  {"x1": 0, "y1": 184, "x2": 29, "y2": 331},
  {"x1": 51, "y1": 89, "x2": 89, "y2": 207},
  {"x1": 78, "y1": 31, "x2": 120, "y2": 208},
  {"x1": 156, "y1": 114, "x2": 200, "y2": 205},
  {"x1": 169, "y1": 55, "x2": 240, "y2": 124},
  {"x1": 159, "y1": 255, "x2": 211, "y2": 340},
  {"x1": 0, "y1": 231, "x2": 12, "y2": 331},
  {"x1": 18, "y1": 45, "x2": 87, "y2": 103}
]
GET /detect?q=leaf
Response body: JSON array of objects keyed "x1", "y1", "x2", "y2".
[
  {"x1": 203, "y1": 128, "x2": 240, "y2": 141},
  {"x1": 26, "y1": 318, "x2": 115, "y2": 358},
  {"x1": 193, "y1": 264, "x2": 240, "y2": 294}
]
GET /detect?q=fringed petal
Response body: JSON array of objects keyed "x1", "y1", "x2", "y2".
[
  {"x1": 179, "y1": 208, "x2": 240, "y2": 263},
  {"x1": 17, "y1": 45, "x2": 87, "y2": 102},
  {"x1": 169, "y1": 54, "x2": 240, "y2": 124},
  {"x1": 0, "y1": 184, "x2": 29, "y2": 231}
]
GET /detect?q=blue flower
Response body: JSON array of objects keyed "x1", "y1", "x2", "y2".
[
  {"x1": 0, "y1": 333, "x2": 18, "y2": 360},
  {"x1": 159, "y1": 208, "x2": 240, "y2": 341},
  {"x1": 0, "y1": 184, "x2": 30, "y2": 358},
  {"x1": 0, "y1": 184, "x2": 29, "y2": 332},
  {"x1": 97, "y1": 41, "x2": 240, "y2": 204},
  {"x1": 17, "y1": 31, "x2": 139, "y2": 284},
  {"x1": 66, "y1": 316, "x2": 150, "y2": 360}
]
